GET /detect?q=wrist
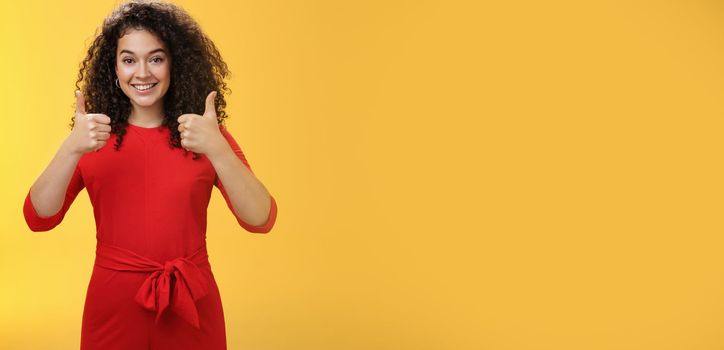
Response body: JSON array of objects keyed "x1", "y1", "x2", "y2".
[
  {"x1": 61, "y1": 137, "x2": 83, "y2": 157},
  {"x1": 205, "y1": 139, "x2": 232, "y2": 161}
]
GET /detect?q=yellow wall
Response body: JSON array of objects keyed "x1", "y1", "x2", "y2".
[{"x1": 2, "y1": 0, "x2": 724, "y2": 349}]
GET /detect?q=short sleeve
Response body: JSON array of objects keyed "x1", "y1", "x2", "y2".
[
  {"x1": 214, "y1": 125, "x2": 277, "y2": 233},
  {"x1": 23, "y1": 163, "x2": 85, "y2": 232}
]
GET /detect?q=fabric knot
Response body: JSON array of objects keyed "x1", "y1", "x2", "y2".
[
  {"x1": 93, "y1": 241, "x2": 211, "y2": 329},
  {"x1": 164, "y1": 260, "x2": 176, "y2": 274}
]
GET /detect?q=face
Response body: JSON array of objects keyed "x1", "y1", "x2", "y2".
[{"x1": 115, "y1": 28, "x2": 171, "y2": 109}]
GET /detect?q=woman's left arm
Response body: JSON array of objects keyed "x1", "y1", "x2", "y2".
[
  {"x1": 178, "y1": 91, "x2": 276, "y2": 231},
  {"x1": 206, "y1": 144, "x2": 273, "y2": 227}
]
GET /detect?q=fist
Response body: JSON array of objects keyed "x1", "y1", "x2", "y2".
[
  {"x1": 69, "y1": 90, "x2": 112, "y2": 154},
  {"x1": 177, "y1": 91, "x2": 226, "y2": 156}
]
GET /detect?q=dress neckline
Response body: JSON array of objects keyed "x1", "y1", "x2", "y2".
[{"x1": 128, "y1": 123, "x2": 165, "y2": 131}]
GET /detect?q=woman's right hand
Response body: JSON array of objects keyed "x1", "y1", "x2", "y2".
[{"x1": 69, "y1": 90, "x2": 112, "y2": 154}]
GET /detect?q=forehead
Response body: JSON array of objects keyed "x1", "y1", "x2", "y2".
[{"x1": 117, "y1": 29, "x2": 167, "y2": 54}]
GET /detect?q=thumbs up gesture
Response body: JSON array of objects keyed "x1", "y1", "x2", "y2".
[
  {"x1": 177, "y1": 91, "x2": 226, "y2": 156},
  {"x1": 68, "y1": 90, "x2": 112, "y2": 154}
]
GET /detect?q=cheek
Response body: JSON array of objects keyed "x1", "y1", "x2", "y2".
[
  {"x1": 159, "y1": 67, "x2": 171, "y2": 82},
  {"x1": 116, "y1": 66, "x2": 133, "y2": 79},
  {"x1": 155, "y1": 63, "x2": 170, "y2": 78}
]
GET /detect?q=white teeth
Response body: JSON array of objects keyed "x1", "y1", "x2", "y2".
[{"x1": 132, "y1": 83, "x2": 157, "y2": 91}]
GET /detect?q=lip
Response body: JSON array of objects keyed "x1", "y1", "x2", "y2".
[{"x1": 131, "y1": 82, "x2": 158, "y2": 94}]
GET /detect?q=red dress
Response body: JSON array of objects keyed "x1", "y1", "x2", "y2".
[{"x1": 22, "y1": 123, "x2": 278, "y2": 350}]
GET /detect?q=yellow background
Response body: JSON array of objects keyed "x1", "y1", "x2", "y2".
[{"x1": 2, "y1": 0, "x2": 724, "y2": 349}]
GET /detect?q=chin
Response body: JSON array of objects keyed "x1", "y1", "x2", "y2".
[
  {"x1": 131, "y1": 98, "x2": 160, "y2": 107},
  {"x1": 124, "y1": 86, "x2": 168, "y2": 107}
]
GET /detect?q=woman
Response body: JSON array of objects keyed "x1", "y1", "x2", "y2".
[{"x1": 22, "y1": 1, "x2": 278, "y2": 349}]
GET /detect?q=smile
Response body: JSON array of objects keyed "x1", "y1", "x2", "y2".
[{"x1": 131, "y1": 83, "x2": 158, "y2": 91}]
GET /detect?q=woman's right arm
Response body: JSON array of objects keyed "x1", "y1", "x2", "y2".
[
  {"x1": 23, "y1": 90, "x2": 111, "y2": 231},
  {"x1": 26, "y1": 138, "x2": 83, "y2": 217},
  {"x1": 23, "y1": 138, "x2": 87, "y2": 231}
]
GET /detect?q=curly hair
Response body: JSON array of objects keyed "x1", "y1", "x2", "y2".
[{"x1": 72, "y1": 0, "x2": 231, "y2": 160}]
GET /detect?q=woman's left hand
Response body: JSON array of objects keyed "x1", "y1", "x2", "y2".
[{"x1": 177, "y1": 91, "x2": 227, "y2": 156}]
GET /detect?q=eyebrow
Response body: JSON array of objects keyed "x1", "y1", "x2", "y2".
[{"x1": 119, "y1": 48, "x2": 166, "y2": 55}]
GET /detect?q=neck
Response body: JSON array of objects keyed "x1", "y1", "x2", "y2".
[{"x1": 129, "y1": 102, "x2": 164, "y2": 127}]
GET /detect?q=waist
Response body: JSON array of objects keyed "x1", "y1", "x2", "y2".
[
  {"x1": 93, "y1": 241, "x2": 211, "y2": 329},
  {"x1": 94, "y1": 241, "x2": 211, "y2": 272}
]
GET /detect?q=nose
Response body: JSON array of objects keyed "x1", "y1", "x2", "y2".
[{"x1": 136, "y1": 61, "x2": 151, "y2": 79}]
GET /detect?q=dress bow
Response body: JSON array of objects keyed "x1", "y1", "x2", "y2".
[
  {"x1": 134, "y1": 256, "x2": 209, "y2": 328},
  {"x1": 94, "y1": 241, "x2": 211, "y2": 329}
]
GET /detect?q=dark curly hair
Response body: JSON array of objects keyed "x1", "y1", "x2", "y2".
[{"x1": 72, "y1": 0, "x2": 231, "y2": 160}]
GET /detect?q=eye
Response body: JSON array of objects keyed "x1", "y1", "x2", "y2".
[
  {"x1": 151, "y1": 57, "x2": 164, "y2": 63},
  {"x1": 122, "y1": 58, "x2": 134, "y2": 64}
]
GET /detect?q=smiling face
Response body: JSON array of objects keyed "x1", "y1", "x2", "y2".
[{"x1": 114, "y1": 28, "x2": 171, "y2": 111}]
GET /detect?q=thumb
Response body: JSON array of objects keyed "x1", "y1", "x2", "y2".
[
  {"x1": 75, "y1": 90, "x2": 87, "y2": 115},
  {"x1": 204, "y1": 91, "x2": 217, "y2": 117}
]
